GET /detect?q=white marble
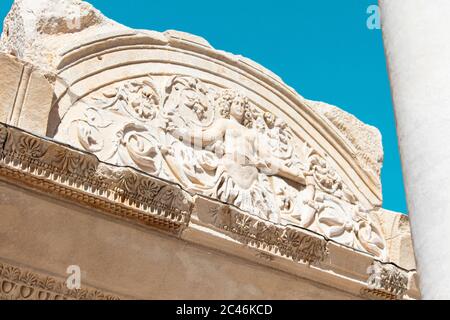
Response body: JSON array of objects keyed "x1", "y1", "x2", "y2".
[{"x1": 380, "y1": 0, "x2": 450, "y2": 299}]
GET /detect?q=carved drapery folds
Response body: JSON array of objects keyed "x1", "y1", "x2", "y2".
[{"x1": 53, "y1": 75, "x2": 388, "y2": 260}]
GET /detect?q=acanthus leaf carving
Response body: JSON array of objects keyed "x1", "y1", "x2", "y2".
[
  {"x1": 164, "y1": 75, "x2": 215, "y2": 124},
  {"x1": 113, "y1": 123, "x2": 163, "y2": 175}
]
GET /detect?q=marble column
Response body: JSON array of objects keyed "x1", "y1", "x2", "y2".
[{"x1": 379, "y1": 0, "x2": 450, "y2": 299}]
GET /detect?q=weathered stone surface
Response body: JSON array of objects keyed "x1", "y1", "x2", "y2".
[
  {"x1": 0, "y1": 180, "x2": 362, "y2": 300},
  {"x1": 0, "y1": 0, "x2": 385, "y2": 185},
  {"x1": 0, "y1": 153, "x2": 420, "y2": 299},
  {"x1": 0, "y1": 0, "x2": 391, "y2": 259},
  {"x1": 0, "y1": 54, "x2": 23, "y2": 122},
  {"x1": 0, "y1": 53, "x2": 54, "y2": 135},
  {"x1": 308, "y1": 100, "x2": 384, "y2": 184},
  {"x1": 0, "y1": 0, "x2": 127, "y2": 72},
  {"x1": 0, "y1": 0, "x2": 418, "y2": 299},
  {"x1": 377, "y1": 209, "x2": 416, "y2": 270}
]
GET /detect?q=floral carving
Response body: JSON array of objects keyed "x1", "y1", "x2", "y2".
[
  {"x1": 0, "y1": 261, "x2": 119, "y2": 300},
  {"x1": 204, "y1": 202, "x2": 328, "y2": 264},
  {"x1": 100, "y1": 77, "x2": 160, "y2": 121},
  {"x1": 357, "y1": 219, "x2": 386, "y2": 259},
  {"x1": 1, "y1": 127, "x2": 192, "y2": 234},
  {"x1": 0, "y1": 124, "x2": 403, "y2": 300},
  {"x1": 308, "y1": 154, "x2": 343, "y2": 194},
  {"x1": 366, "y1": 261, "x2": 409, "y2": 299},
  {"x1": 17, "y1": 136, "x2": 46, "y2": 159},
  {"x1": 317, "y1": 199, "x2": 356, "y2": 246},
  {"x1": 314, "y1": 195, "x2": 387, "y2": 259},
  {"x1": 113, "y1": 169, "x2": 140, "y2": 194},
  {"x1": 138, "y1": 179, "x2": 162, "y2": 200},
  {"x1": 113, "y1": 123, "x2": 163, "y2": 175},
  {"x1": 53, "y1": 149, "x2": 98, "y2": 177}
]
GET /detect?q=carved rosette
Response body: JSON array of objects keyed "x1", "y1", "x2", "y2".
[
  {"x1": 0, "y1": 261, "x2": 119, "y2": 300},
  {"x1": 51, "y1": 75, "x2": 387, "y2": 259}
]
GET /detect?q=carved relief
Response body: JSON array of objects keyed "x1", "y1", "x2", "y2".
[
  {"x1": 0, "y1": 261, "x2": 119, "y2": 300},
  {"x1": 53, "y1": 75, "x2": 387, "y2": 259},
  {"x1": 113, "y1": 123, "x2": 163, "y2": 175},
  {"x1": 1, "y1": 126, "x2": 192, "y2": 235},
  {"x1": 0, "y1": 124, "x2": 7, "y2": 152},
  {"x1": 164, "y1": 76, "x2": 214, "y2": 124},
  {"x1": 362, "y1": 261, "x2": 409, "y2": 300},
  {"x1": 315, "y1": 196, "x2": 386, "y2": 258},
  {"x1": 196, "y1": 199, "x2": 328, "y2": 264},
  {"x1": 98, "y1": 77, "x2": 160, "y2": 121},
  {"x1": 0, "y1": 0, "x2": 416, "y2": 300}
]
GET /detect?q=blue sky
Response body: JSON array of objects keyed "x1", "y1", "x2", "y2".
[{"x1": 0, "y1": 0, "x2": 407, "y2": 213}]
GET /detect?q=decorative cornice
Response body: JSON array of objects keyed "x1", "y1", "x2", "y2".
[
  {"x1": 361, "y1": 261, "x2": 409, "y2": 300},
  {"x1": 0, "y1": 123, "x2": 417, "y2": 299},
  {"x1": 0, "y1": 123, "x2": 192, "y2": 236},
  {"x1": 194, "y1": 197, "x2": 328, "y2": 264},
  {"x1": 0, "y1": 261, "x2": 120, "y2": 300}
]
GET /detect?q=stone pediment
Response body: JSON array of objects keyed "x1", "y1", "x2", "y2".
[
  {"x1": 0, "y1": 0, "x2": 385, "y2": 259},
  {"x1": 0, "y1": 0, "x2": 418, "y2": 300}
]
